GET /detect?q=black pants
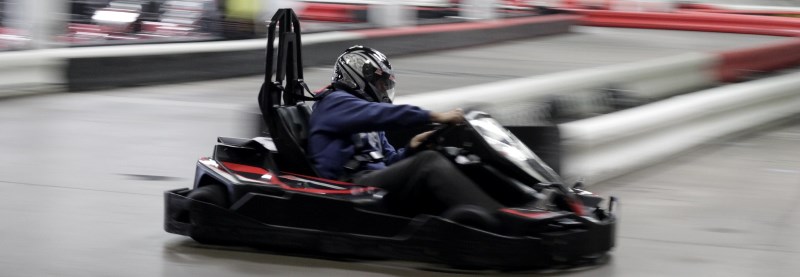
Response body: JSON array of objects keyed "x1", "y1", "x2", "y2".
[{"x1": 354, "y1": 150, "x2": 502, "y2": 216}]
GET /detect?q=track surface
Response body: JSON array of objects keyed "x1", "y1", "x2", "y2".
[{"x1": 0, "y1": 27, "x2": 797, "y2": 276}]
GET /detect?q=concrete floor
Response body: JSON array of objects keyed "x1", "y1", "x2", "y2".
[
  {"x1": 567, "y1": 119, "x2": 800, "y2": 277},
  {"x1": 0, "y1": 27, "x2": 797, "y2": 276}
]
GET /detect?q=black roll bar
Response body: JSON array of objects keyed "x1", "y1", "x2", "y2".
[{"x1": 258, "y1": 8, "x2": 306, "y2": 137}]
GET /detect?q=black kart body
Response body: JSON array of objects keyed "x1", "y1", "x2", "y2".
[{"x1": 164, "y1": 9, "x2": 617, "y2": 270}]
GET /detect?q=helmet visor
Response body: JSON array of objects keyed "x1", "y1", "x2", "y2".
[{"x1": 372, "y1": 73, "x2": 396, "y2": 103}]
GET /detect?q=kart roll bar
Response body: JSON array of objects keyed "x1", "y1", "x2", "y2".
[{"x1": 258, "y1": 8, "x2": 308, "y2": 137}]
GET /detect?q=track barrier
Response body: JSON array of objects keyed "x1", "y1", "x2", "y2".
[
  {"x1": 0, "y1": 14, "x2": 577, "y2": 93},
  {"x1": 718, "y1": 39, "x2": 800, "y2": 82},
  {"x1": 397, "y1": 52, "x2": 719, "y2": 121},
  {"x1": 399, "y1": 52, "x2": 800, "y2": 185},
  {"x1": 573, "y1": 9, "x2": 800, "y2": 37},
  {"x1": 0, "y1": 50, "x2": 64, "y2": 96},
  {"x1": 299, "y1": 3, "x2": 367, "y2": 23},
  {"x1": 559, "y1": 71, "x2": 800, "y2": 184}
]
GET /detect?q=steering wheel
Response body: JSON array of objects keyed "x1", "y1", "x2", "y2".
[
  {"x1": 420, "y1": 124, "x2": 460, "y2": 150},
  {"x1": 404, "y1": 124, "x2": 460, "y2": 157}
]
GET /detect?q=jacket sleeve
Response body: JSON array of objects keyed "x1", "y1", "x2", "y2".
[
  {"x1": 380, "y1": 132, "x2": 408, "y2": 165},
  {"x1": 315, "y1": 92, "x2": 431, "y2": 135}
]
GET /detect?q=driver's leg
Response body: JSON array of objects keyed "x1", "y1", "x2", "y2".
[{"x1": 354, "y1": 150, "x2": 502, "y2": 215}]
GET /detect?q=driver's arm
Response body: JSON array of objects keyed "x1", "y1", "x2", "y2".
[
  {"x1": 409, "y1": 130, "x2": 435, "y2": 149},
  {"x1": 379, "y1": 133, "x2": 406, "y2": 166},
  {"x1": 313, "y1": 92, "x2": 431, "y2": 135},
  {"x1": 381, "y1": 130, "x2": 436, "y2": 165},
  {"x1": 430, "y1": 109, "x2": 465, "y2": 125}
]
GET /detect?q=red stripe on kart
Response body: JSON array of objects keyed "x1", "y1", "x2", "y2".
[
  {"x1": 219, "y1": 162, "x2": 373, "y2": 195},
  {"x1": 568, "y1": 199, "x2": 586, "y2": 216},
  {"x1": 284, "y1": 187, "x2": 374, "y2": 195},
  {"x1": 500, "y1": 208, "x2": 553, "y2": 219},
  {"x1": 284, "y1": 172, "x2": 360, "y2": 186},
  {"x1": 221, "y1": 162, "x2": 268, "y2": 175}
]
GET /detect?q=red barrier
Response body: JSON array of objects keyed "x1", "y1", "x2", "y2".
[
  {"x1": 717, "y1": 39, "x2": 800, "y2": 82},
  {"x1": 299, "y1": 3, "x2": 367, "y2": 23},
  {"x1": 678, "y1": 3, "x2": 800, "y2": 17},
  {"x1": 559, "y1": 8, "x2": 800, "y2": 82},
  {"x1": 573, "y1": 9, "x2": 800, "y2": 37},
  {"x1": 677, "y1": 3, "x2": 718, "y2": 10},
  {"x1": 681, "y1": 9, "x2": 800, "y2": 17},
  {"x1": 355, "y1": 14, "x2": 580, "y2": 38}
]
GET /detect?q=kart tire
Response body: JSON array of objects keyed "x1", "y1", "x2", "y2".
[
  {"x1": 187, "y1": 184, "x2": 229, "y2": 245},
  {"x1": 187, "y1": 184, "x2": 230, "y2": 208}
]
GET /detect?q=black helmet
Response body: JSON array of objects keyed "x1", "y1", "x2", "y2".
[{"x1": 332, "y1": 46, "x2": 396, "y2": 103}]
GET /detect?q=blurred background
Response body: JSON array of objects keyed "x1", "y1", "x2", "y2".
[
  {"x1": 1, "y1": 0, "x2": 798, "y2": 50},
  {"x1": 0, "y1": 0, "x2": 542, "y2": 49},
  {"x1": 1, "y1": 0, "x2": 271, "y2": 49},
  {"x1": 1, "y1": 0, "x2": 799, "y2": 276}
]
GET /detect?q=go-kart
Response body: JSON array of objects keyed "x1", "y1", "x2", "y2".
[{"x1": 163, "y1": 9, "x2": 617, "y2": 270}]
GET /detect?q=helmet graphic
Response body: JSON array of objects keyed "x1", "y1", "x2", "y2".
[{"x1": 332, "y1": 46, "x2": 396, "y2": 103}]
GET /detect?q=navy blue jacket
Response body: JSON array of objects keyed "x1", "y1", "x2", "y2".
[{"x1": 308, "y1": 90, "x2": 431, "y2": 180}]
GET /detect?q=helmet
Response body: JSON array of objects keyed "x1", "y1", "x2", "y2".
[{"x1": 332, "y1": 46, "x2": 396, "y2": 103}]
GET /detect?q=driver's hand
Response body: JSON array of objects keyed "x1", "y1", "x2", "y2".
[
  {"x1": 430, "y1": 108, "x2": 464, "y2": 125},
  {"x1": 409, "y1": 130, "x2": 435, "y2": 149}
]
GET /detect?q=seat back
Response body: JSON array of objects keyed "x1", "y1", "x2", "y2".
[{"x1": 273, "y1": 103, "x2": 319, "y2": 176}]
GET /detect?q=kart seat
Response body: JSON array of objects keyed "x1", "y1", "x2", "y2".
[{"x1": 273, "y1": 103, "x2": 319, "y2": 176}]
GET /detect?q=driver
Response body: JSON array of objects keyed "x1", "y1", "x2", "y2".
[{"x1": 308, "y1": 46, "x2": 502, "y2": 216}]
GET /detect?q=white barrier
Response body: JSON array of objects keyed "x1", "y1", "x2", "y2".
[
  {"x1": 0, "y1": 13, "x2": 575, "y2": 93},
  {"x1": 0, "y1": 50, "x2": 65, "y2": 96},
  {"x1": 397, "y1": 52, "x2": 718, "y2": 118},
  {"x1": 31, "y1": 31, "x2": 363, "y2": 59},
  {"x1": 0, "y1": 31, "x2": 362, "y2": 96},
  {"x1": 610, "y1": 0, "x2": 677, "y2": 12},
  {"x1": 559, "y1": 71, "x2": 800, "y2": 185},
  {"x1": 368, "y1": 1, "x2": 415, "y2": 27},
  {"x1": 461, "y1": 0, "x2": 498, "y2": 20}
]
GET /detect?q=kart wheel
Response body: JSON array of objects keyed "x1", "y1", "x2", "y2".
[
  {"x1": 187, "y1": 184, "x2": 230, "y2": 245},
  {"x1": 187, "y1": 184, "x2": 230, "y2": 208}
]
